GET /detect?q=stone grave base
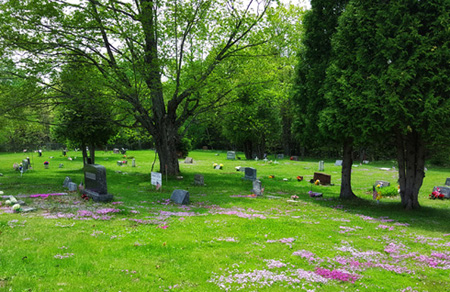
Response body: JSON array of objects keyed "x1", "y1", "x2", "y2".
[{"x1": 83, "y1": 189, "x2": 114, "y2": 202}]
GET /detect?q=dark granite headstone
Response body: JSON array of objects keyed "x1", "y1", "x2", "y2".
[
  {"x1": 252, "y1": 179, "x2": 263, "y2": 196},
  {"x1": 313, "y1": 172, "x2": 331, "y2": 185},
  {"x1": 194, "y1": 174, "x2": 204, "y2": 186},
  {"x1": 227, "y1": 151, "x2": 236, "y2": 160},
  {"x1": 244, "y1": 167, "x2": 257, "y2": 181},
  {"x1": 171, "y1": 189, "x2": 189, "y2": 205},
  {"x1": 83, "y1": 164, "x2": 113, "y2": 202},
  {"x1": 375, "y1": 180, "x2": 390, "y2": 187},
  {"x1": 433, "y1": 186, "x2": 450, "y2": 198},
  {"x1": 445, "y1": 178, "x2": 450, "y2": 186}
]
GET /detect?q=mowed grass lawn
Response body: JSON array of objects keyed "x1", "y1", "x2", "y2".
[{"x1": 0, "y1": 149, "x2": 449, "y2": 291}]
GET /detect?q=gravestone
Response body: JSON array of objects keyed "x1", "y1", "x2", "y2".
[
  {"x1": 59, "y1": 163, "x2": 64, "y2": 168},
  {"x1": 277, "y1": 154, "x2": 284, "y2": 159},
  {"x1": 67, "y1": 182, "x2": 77, "y2": 192},
  {"x1": 252, "y1": 179, "x2": 263, "y2": 196},
  {"x1": 194, "y1": 174, "x2": 204, "y2": 186},
  {"x1": 335, "y1": 160, "x2": 343, "y2": 166},
  {"x1": 313, "y1": 172, "x2": 331, "y2": 185},
  {"x1": 318, "y1": 161, "x2": 324, "y2": 171},
  {"x1": 22, "y1": 159, "x2": 29, "y2": 172},
  {"x1": 171, "y1": 189, "x2": 189, "y2": 205},
  {"x1": 375, "y1": 180, "x2": 390, "y2": 187},
  {"x1": 83, "y1": 164, "x2": 113, "y2": 202},
  {"x1": 445, "y1": 178, "x2": 450, "y2": 186},
  {"x1": 244, "y1": 167, "x2": 257, "y2": 181},
  {"x1": 227, "y1": 151, "x2": 236, "y2": 160},
  {"x1": 291, "y1": 156, "x2": 299, "y2": 161},
  {"x1": 113, "y1": 148, "x2": 120, "y2": 154},
  {"x1": 184, "y1": 157, "x2": 194, "y2": 164},
  {"x1": 151, "y1": 172, "x2": 162, "y2": 189},
  {"x1": 433, "y1": 186, "x2": 450, "y2": 198},
  {"x1": 202, "y1": 146, "x2": 208, "y2": 150},
  {"x1": 132, "y1": 158, "x2": 136, "y2": 167},
  {"x1": 63, "y1": 177, "x2": 72, "y2": 188}
]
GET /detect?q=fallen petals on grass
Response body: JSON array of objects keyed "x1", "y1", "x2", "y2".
[{"x1": 314, "y1": 267, "x2": 360, "y2": 283}]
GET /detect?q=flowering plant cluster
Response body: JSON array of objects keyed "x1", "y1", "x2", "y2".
[
  {"x1": 44, "y1": 161, "x2": 49, "y2": 165},
  {"x1": 4, "y1": 196, "x2": 21, "y2": 212},
  {"x1": 81, "y1": 193, "x2": 90, "y2": 201},
  {"x1": 290, "y1": 195, "x2": 299, "y2": 200},
  {"x1": 268, "y1": 175, "x2": 275, "y2": 179},
  {"x1": 429, "y1": 187, "x2": 445, "y2": 200},
  {"x1": 213, "y1": 163, "x2": 223, "y2": 169},
  {"x1": 297, "y1": 176, "x2": 303, "y2": 181}
]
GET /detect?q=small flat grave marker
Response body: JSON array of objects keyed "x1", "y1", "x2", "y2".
[{"x1": 171, "y1": 189, "x2": 189, "y2": 205}]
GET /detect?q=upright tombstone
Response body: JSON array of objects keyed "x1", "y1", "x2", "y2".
[
  {"x1": 318, "y1": 161, "x2": 324, "y2": 171},
  {"x1": 252, "y1": 179, "x2": 263, "y2": 196},
  {"x1": 227, "y1": 151, "x2": 236, "y2": 160},
  {"x1": 244, "y1": 167, "x2": 257, "y2": 181},
  {"x1": 63, "y1": 177, "x2": 72, "y2": 188},
  {"x1": 277, "y1": 154, "x2": 284, "y2": 159},
  {"x1": 194, "y1": 174, "x2": 204, "y2": 186},
  {"x1": 67, "y1": 182, "x2": 78, "y2": 192},
  {"x1": 171, "y1": 189, "x2": 189, "y2": 205},
  {"x1": 184, "y1": 157, "x2": 194, "y2": 164},
  {"x1": 132, "y1": 158, "x2": 136, "y2": 167},
  {"x1": 83, "y1": 164, "x2": 113, "y2": 202},
  {"x1": 445, "y1": 178, "x2": 450, "y2": 186},
  {"x1": 335, "y1": 160, "x2": 343, "y2": 166},
  {"x1": 22, "y1": 159, "x2": 29, "y2": 172},
  {"x1": 313, "y1": 172, "x2": 331, "y2": 185},
  {"x1": 113, "y1": 148, "x2": 120, "y2": 154},
  {"x1": 151, "y1": 172, "x2": 162, "y2": 189}
]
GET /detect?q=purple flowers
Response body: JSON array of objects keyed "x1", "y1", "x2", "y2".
[
  {"x1": 96, "y1": 208, "x2": 121, "y2": 215},
  {"x1": 314, "y1": 267, "x2": 360, "y2": 283}
]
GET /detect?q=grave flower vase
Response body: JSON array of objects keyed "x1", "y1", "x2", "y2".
[{"x1": 44, "y1": 165, "x2": 49, "y2": 169}]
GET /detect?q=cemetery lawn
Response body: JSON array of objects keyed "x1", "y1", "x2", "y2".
[{"x1": 1, "y1": 150, "x2": 450, "y2": 291}]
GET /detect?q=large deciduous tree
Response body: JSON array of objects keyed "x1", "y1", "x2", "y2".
[
  {"x1": 0, "y1": 0, "x2": 274, "y2": 175},
  {"x1": 327, "y1": 0, "x2": 450, "y2": 209}
]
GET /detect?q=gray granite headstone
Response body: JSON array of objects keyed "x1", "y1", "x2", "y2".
[
  {"x1": 22, "y1": 159, "x2": 29, "y2": 172},
  {"x1": 375, "y1": 180, "x2": 390, "y2": 187},
  {"x1": 277, "y1": 154, "x2": 284, "y2": 159},
  {"x1": 63, "y1": 177, "x2": 72, "y2": 188},
  {"x1": 335, "y1": 160, "x2": 343, "y2": 166},
  {"x1": 194, "y1": 174, "x2": 204, "y2": 186},
  {"x1": 113, "y1": 148, "x2": 120, "y2": 154},
  {"x1": 252, "y1": 179, "x2": 263, "y2": 196},
  {"x1": 83, "y1": 164, "x2": 113, "y2": 202},
  {"x1": 445, "y1": 178, "x2": 450, "y2": 186},
  {"x1": 68, "y1": 182, "x2": 77, "y2": 192},
  {"x1": 171, "y1": 189, "x2": 189, "y2": 205},
  {"x1": 227, "y1": 151, "x2": 236, "y2": 160},
  {"x1": 132, "y1": 158, "x2": 136, "y2": 167},
  {"x1": 319, "y1": 161, "x2": 324, "y2": 171},
  {"x1": 184, "y1": 157, "x2": 194, "y2": 164},
  {"x1": 433, "y1": 186, "x2": 450, "y2": 198},
  {"x1": 244, "y1": 167, "x2": 257, "y2": 181}
]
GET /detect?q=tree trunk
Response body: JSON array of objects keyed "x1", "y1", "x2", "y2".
[
  {"x1": 89, "y1": 144, "x2": 95, "y2": 164},
  {"x1": 340, "y1": 138, "x2": 357, "y2": 199},
  {"x1": 82, "y1": 142, "x2": 88, "y2": 167},
  {"x1": 153, "y1": 121, "x2": 180, "y2": 176},
  {"x1": 243, "y1": 140, "x2": 253, "y2": 160},
  {"x1": 396, "y1": 130, "x2": 424, "y2": 210}
]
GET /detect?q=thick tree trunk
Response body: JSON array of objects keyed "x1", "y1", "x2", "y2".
[
  {"x1": 243, "y1": 140, "x2": 253, "y2": 160},
  {"x1": 340, "y1": 138, "x2": 357, "y2": 199},
  {"x1": 153, "y1": 121, "x2": 180, "y2": 176},
  {"x1": 82, "y1": 142, "x2": 88, "y2": 167},
  {"x1": 396, "y1": 130, "x2": 424, "y2": 210},
  {"x1": 89, "y1": 144, "x2": 95, "y2": 164}
]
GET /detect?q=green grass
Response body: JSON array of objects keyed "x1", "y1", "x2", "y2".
[{"x1": 0, "y1": 149, "x2": 450, "y2": 291}]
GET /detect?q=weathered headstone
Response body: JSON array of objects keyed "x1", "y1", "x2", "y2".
[
  {"x1": 277, "y1": 154, "x2": 284, "y2": 159},
  {"x1": 227, "y1": 151, "x2": 236, "y2": 160},
  {"x1": 335, "y1": 160, "x2": 343, "y2": 166},
  {"x1": 318, "y1": 161, "x2": 324, "y2": 171},
  {"x1": 252, "y1": 179, "x2": 263, "y2": 196},
  {"x1": 375, "y1": 180, "x2": 390, "y2": 187},
  {"x1": 194, "y1": 174, "x2": 204, "y2": 186},
  {"x1": 63, "y1": 177, "x2": 72, "y2": 188},
  {"x1": 151, "y1": 172, "x2": 162, "y2": 189},
  {"x1": 132, "y1": 158, "x2": 136, "y2": 167},
  {"x1": 113, "y1": 148, "x2": 120, "y2": 154},
  {"x1": 68, "y1": 182, "x2": 78, "y2": 192},
  {"x1": 433, "y1": 186, "x2": 450, "y2": 198},
  {"x1": 244, "y1": 167, "x2": 257, "y2": 181},
  {"x1": 291, "y1": 156, "x2": 299, "y2": 161},
  {"x1": 445, "y1": 178, "x2": 450, "y2": 186},
  {"x1": 171, "y1": 189, "x2": 189, "y2": 205},
  {"x1": 83, "y1": 164, "x2": 113, "y2": 202},
  {"x1": 184, "y1": 157, "x2": 194, "y2": 164},
  {"x1": 313, "y1": 172, "x2": 331, "y2": 185},
  {"x1": 22, "y1": 159, "x2": 29, "y2": 172},
  {"x1": 59, "y1": 163, "x2": 64, "y2": 168}
]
